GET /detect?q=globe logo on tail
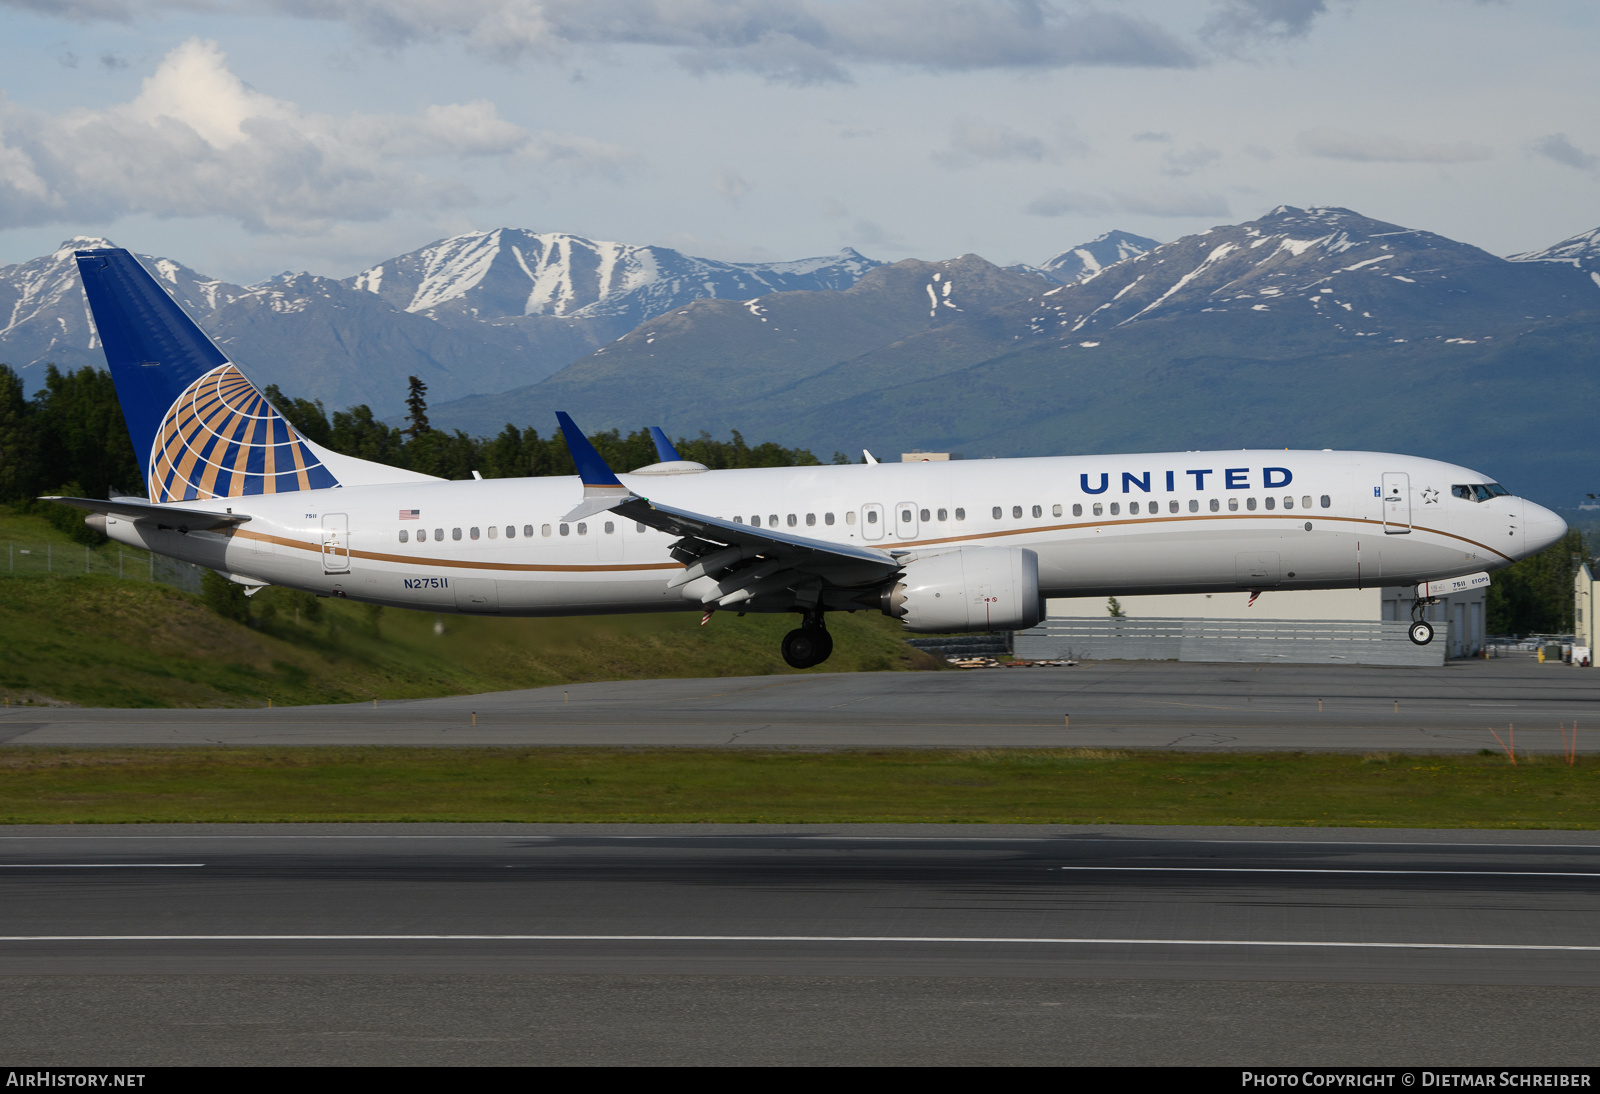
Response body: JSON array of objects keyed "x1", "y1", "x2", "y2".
[{"x1": 148, "y1": 364, "x2": 338, "y2": 503}]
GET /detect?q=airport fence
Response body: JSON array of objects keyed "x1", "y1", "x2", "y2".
[{"x1": 2, "y1": 540, "x2": 205, "y2": 594}]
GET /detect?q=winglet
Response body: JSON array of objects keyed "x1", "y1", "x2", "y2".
[
  {"x1": 557, "y1": 411, "x2": 640, "y2": 521},
  {"x1": 648, "y1": 426, "x2": 683, "y2": 463}
]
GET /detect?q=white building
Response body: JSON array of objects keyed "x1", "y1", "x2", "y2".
[{"x1": 1044, "y1": 582, "x2": 1487, "y2": 660}]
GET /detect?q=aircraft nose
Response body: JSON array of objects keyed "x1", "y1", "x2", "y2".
[{"x1": 1522, "y1": 500, "x2": 1567, "y2": 556}]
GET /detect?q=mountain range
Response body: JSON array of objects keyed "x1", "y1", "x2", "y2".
[
  {"x1": 0, "y1": 230, "x2": 894, "y2": 413},
  {"x1": 2, "y1": 211, "x2": 1596, "y2": 506}
]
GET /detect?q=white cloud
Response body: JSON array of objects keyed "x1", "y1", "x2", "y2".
[
  {"x1": 1161, "y1": 143, "x2": 1221, "y2": 177},
  {"x1": 8, "y1": 0, "x2": 1201, "y2": 84},
  {"x1": 933, "y1": 119, "x2": 1049, "y2": 168},
  {"x1": 1530, "y1": 133, "x2": 1598, "y2": 171},
  {"x1": 1202, "y1": 0, "x2": 1329, "y2": 52},
  {"x1": 1027, "y1": 187, "x2": 1228, "y2": 218},
  {"x1": 716, "y1": 168, "x2": 749, "y2": 205},
  {"x1": 1296, "y1": 127, "x2": 1492, "y2": 164},
  {"x1": 0, "y1": 38, "x2": 636, "y2": 234}
]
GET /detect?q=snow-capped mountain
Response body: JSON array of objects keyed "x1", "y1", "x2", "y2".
[
  {"x1": 347, "y1": 229, "x2": 883, "y2": 335},
  {"x1": 0, "y1": 237, "x2": 247, "y2": 383},
  {"x1": 1001, "y1": 206, "x2": 1599, "y2": 343},
  {"x1": 1028, "y1": 230, "x2": 1160, "y2": 284},
  {"x1": 1509, "y1": 226, "x2": 1600, "y2": 285}
]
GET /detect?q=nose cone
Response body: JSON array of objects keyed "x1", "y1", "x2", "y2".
[{"x1": 1523, "y1": 500, "x2": 1567, "y2": 556}]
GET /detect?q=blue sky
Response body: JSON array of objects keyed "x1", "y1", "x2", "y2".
[{"x1": 1, "y1": 0, "x2": 1596, "y2": 283}]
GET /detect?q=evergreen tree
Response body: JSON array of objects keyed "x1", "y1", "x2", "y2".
[{"x1": 404, "y1": 375, "x2": 431, "y2": 439}]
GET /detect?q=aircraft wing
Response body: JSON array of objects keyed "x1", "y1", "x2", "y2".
[
  {"x1": 42, "y1": 496, "x2": 252, "y2": 531},
  {"x1": 556, "y1": 413, "x2": 899, "y2": 609}
]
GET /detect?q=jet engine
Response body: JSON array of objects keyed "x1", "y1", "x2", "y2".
[{"x1": 881, "y1": 547, "x2": 1043, "y2": 633}]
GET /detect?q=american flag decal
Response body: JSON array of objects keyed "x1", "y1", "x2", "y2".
[{"x1": 399, "y1": 509, "x2": 420, "y2": 520}]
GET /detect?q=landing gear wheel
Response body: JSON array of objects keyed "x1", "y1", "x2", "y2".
[
  {"x1": 1409, "y1": 621, "x2": 1435, "y2": 646},
  {"x1": 781, "y1": 627, "x2": 834, "y2": 669}
]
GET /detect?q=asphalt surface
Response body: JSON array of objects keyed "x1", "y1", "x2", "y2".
[
  {"x1": 2, "y1": 824, "x2": 1598, "y2": 1065},
  {"x1": 2, "y1": 656, "x2": 1597, "y2": 752}
]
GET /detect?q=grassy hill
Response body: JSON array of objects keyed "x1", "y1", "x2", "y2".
[{"x1": 0, "y1": 507, "x2": 940, "y2": 709}]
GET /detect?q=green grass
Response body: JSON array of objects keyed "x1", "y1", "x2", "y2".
[
  {"x1": 0, "y1": 748, "x2": 1594, "y2": 827},
  {"x1": 0, "y1": 506, "x2": 941, "y2": 708}
]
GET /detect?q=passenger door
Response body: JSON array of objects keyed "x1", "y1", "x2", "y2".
[
  {"x1": 1381, "y1": 472, "x2": 1411, "y2": 534},
  {"x1": 321, "y1": 513, "x2": 349, "y2": 574}
]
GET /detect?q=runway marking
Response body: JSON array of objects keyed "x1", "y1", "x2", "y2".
[
  {"x1": 1045, "y1": 866, "x2": 1600, "y2": 878},
  {"x1": 2, "y1": 935, "x2": 1600, "y2": 952},
  {"x1": 1, "y1": 835, "x2": 1599, "y2": 850},
  {"x1": 0, "y1": 863, "x2": 205, "y2": 868}
]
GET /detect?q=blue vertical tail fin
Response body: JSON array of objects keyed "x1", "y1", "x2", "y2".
[
  {"x1": 647, "y1": 426, "x2": 683, "y2": 463},
  {"x1": 75, "y1": 247, "x2": 340, "y2": 502}
]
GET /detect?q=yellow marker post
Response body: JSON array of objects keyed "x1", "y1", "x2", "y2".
[{"x1": 1063, "y1": 714, "x2": 1069, "y2": 728}]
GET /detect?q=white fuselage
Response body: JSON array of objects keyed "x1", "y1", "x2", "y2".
[{"x1": 101, "y1": 449, "x2": 1567, "y2": 618}]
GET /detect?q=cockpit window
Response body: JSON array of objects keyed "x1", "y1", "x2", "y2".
[{"x1": 1452, "y1": 483, "x2": 1512, "y2": 503}]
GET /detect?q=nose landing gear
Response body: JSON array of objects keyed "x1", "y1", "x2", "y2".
[
  {"x1": 1408, "y1": 597, "x2": 1438, "y2": 646},
  {"x1": 781, "y1": 611, "x2": 834, "y2": 669}
]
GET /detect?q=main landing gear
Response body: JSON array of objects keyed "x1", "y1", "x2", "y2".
[{"x1": 781, "y1": 611, "x2": 834, "y2": 669}]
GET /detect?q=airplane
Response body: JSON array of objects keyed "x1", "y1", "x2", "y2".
[{"x1": 49, "y1": 247, "x2": 1566, "y2": 669}]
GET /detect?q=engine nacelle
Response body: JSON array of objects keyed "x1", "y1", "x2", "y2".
[{"x1": 882, "y1": 547, "x2": 1043, "y2": 633}]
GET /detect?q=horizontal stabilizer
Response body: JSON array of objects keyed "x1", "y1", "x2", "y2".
[{"x1": 42, "y1": 496, "x2": 251, "y2": 531}]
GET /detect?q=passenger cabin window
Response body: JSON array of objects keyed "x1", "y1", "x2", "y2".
[
  {"x1": 1246, "y1": 498, "x2": 1257, "y2": 511},
  {"x1": 1209, "y1": 499, "x2": 1219, "y2": 512},
  {"x1": 806, "y1": 514, "x2": 816, "y2": 526},
  {"x1": 1282, "y1": 497, "x2": 1292, "y2": 510},
  {"x1": 901, "y1": 509, "x2": 912, "y2": 523},
  {"x1": 1228, "y1": 499, "x2": 1239, "y2": 511},
  {"x1": 1263, "y1": 497, "x2": 1274, "y2": 510},
  {"x1": 1129, "y1": 501, "x2": 1140, "y2": 515},
  {"x1": 920, "y1": 508, "x2": 930, "y2": 522},
  {"x1": 398, "y1": 529, "x2": 409, "y2": 543},
  {"x1": 1301, "y1": 496, "x2": 1312, "y2": 509},
  {"x1": 1109, "y1": 502, "x2": 1120, "y2": 515},
  {"x1": 992, "y1": 507, "x2": 1002, "y2": 520},
  {"x1": 866, "y1": 510, "x2": 878, "y2": 524},
  {"x1": 1052, "y1": 504, "x2": 1062, "y2": 517},
  {"x1": 769, "y1": 515, "x2": 778, "y2": 527},
  {"x1": 955, "y1": 509, "x2": 965, "y2": 520},
  {"x1": 788, "y1": 514, "x2": 798, "y2": 527},
  {"x1": 1320, "y1": 495, "x2": 1331, "y2": 508},
  {"x1": 937, "y1": 508, "x2": 948, "y2": 521},
  {"x1": 1031, "y1": 505, "x2": 1042, "y2": 518},
  {"x1": 540, "y1": 525, "x2": 550, "y2": 537},
  {"x1": 733, "y1": 516, "x2": 744, "y2": 524},
  {"x1": 1072, "y1": 503, "x2": 1083, "y2": 517},
  {"x1": 507, "y1": 526, "x2": 517, "y2": 538},
  {"x1": 751, "y1": 516, "x2": 761, "y2": 527},
  {"x1": 470, "y1": 527, "x2": 480, "y2": 540},
  {"x1": 1092, "y1": 503, "x2": 1103, "y2": 516},
  {"x1": 1169, "y1": 500, "x2": 1180, "y2": 513},
  {"x1": 1188, "y1": 500, "x2": 1198, "y2": 512},
  {"x1": 1012, "y1": 506, "x2": 1023, "y2": 519},
  {"x1": 637, "y1": 523, "x2": 646, "y2": 533},
  {"x1": 452, "y1": 527, "x2": 462, "y2": 541},
  {"x1": 434, "y1": 528, "x2": 444, "y2": 540},
  {"x1": 826, "y1": 513, "x2": 836, "y2": 525},
  {"x1": 559, "y1": 523, "x2": 570, "y2": 536},
  {"x1": 604, "y1": 521, "x2": 615, "y2": 534},
  {"x1": 487, "y1": 526, "x2": 497, "y2": 539},
  {"x1": 577, "y1": 522, "x2": 588, "y2": 535},
  {"x1": 845, "y1": 512, "x2": 856, "y2": 525}
]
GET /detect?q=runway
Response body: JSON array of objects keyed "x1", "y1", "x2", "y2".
[
  {"x1": 2, "y1": 824, "x2": 1599, "y2": 1064},
  {"x1": 3, "y1": 657, "x2": 1597, "y2": 752}
]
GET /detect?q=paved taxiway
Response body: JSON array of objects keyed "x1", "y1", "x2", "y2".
[
  {"x1": 2, "y1": 657, "x2": 1596, "y2": 751},
  {"x1": 2, "y1": 823, "x2": 1598, "y2": 1065}
]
